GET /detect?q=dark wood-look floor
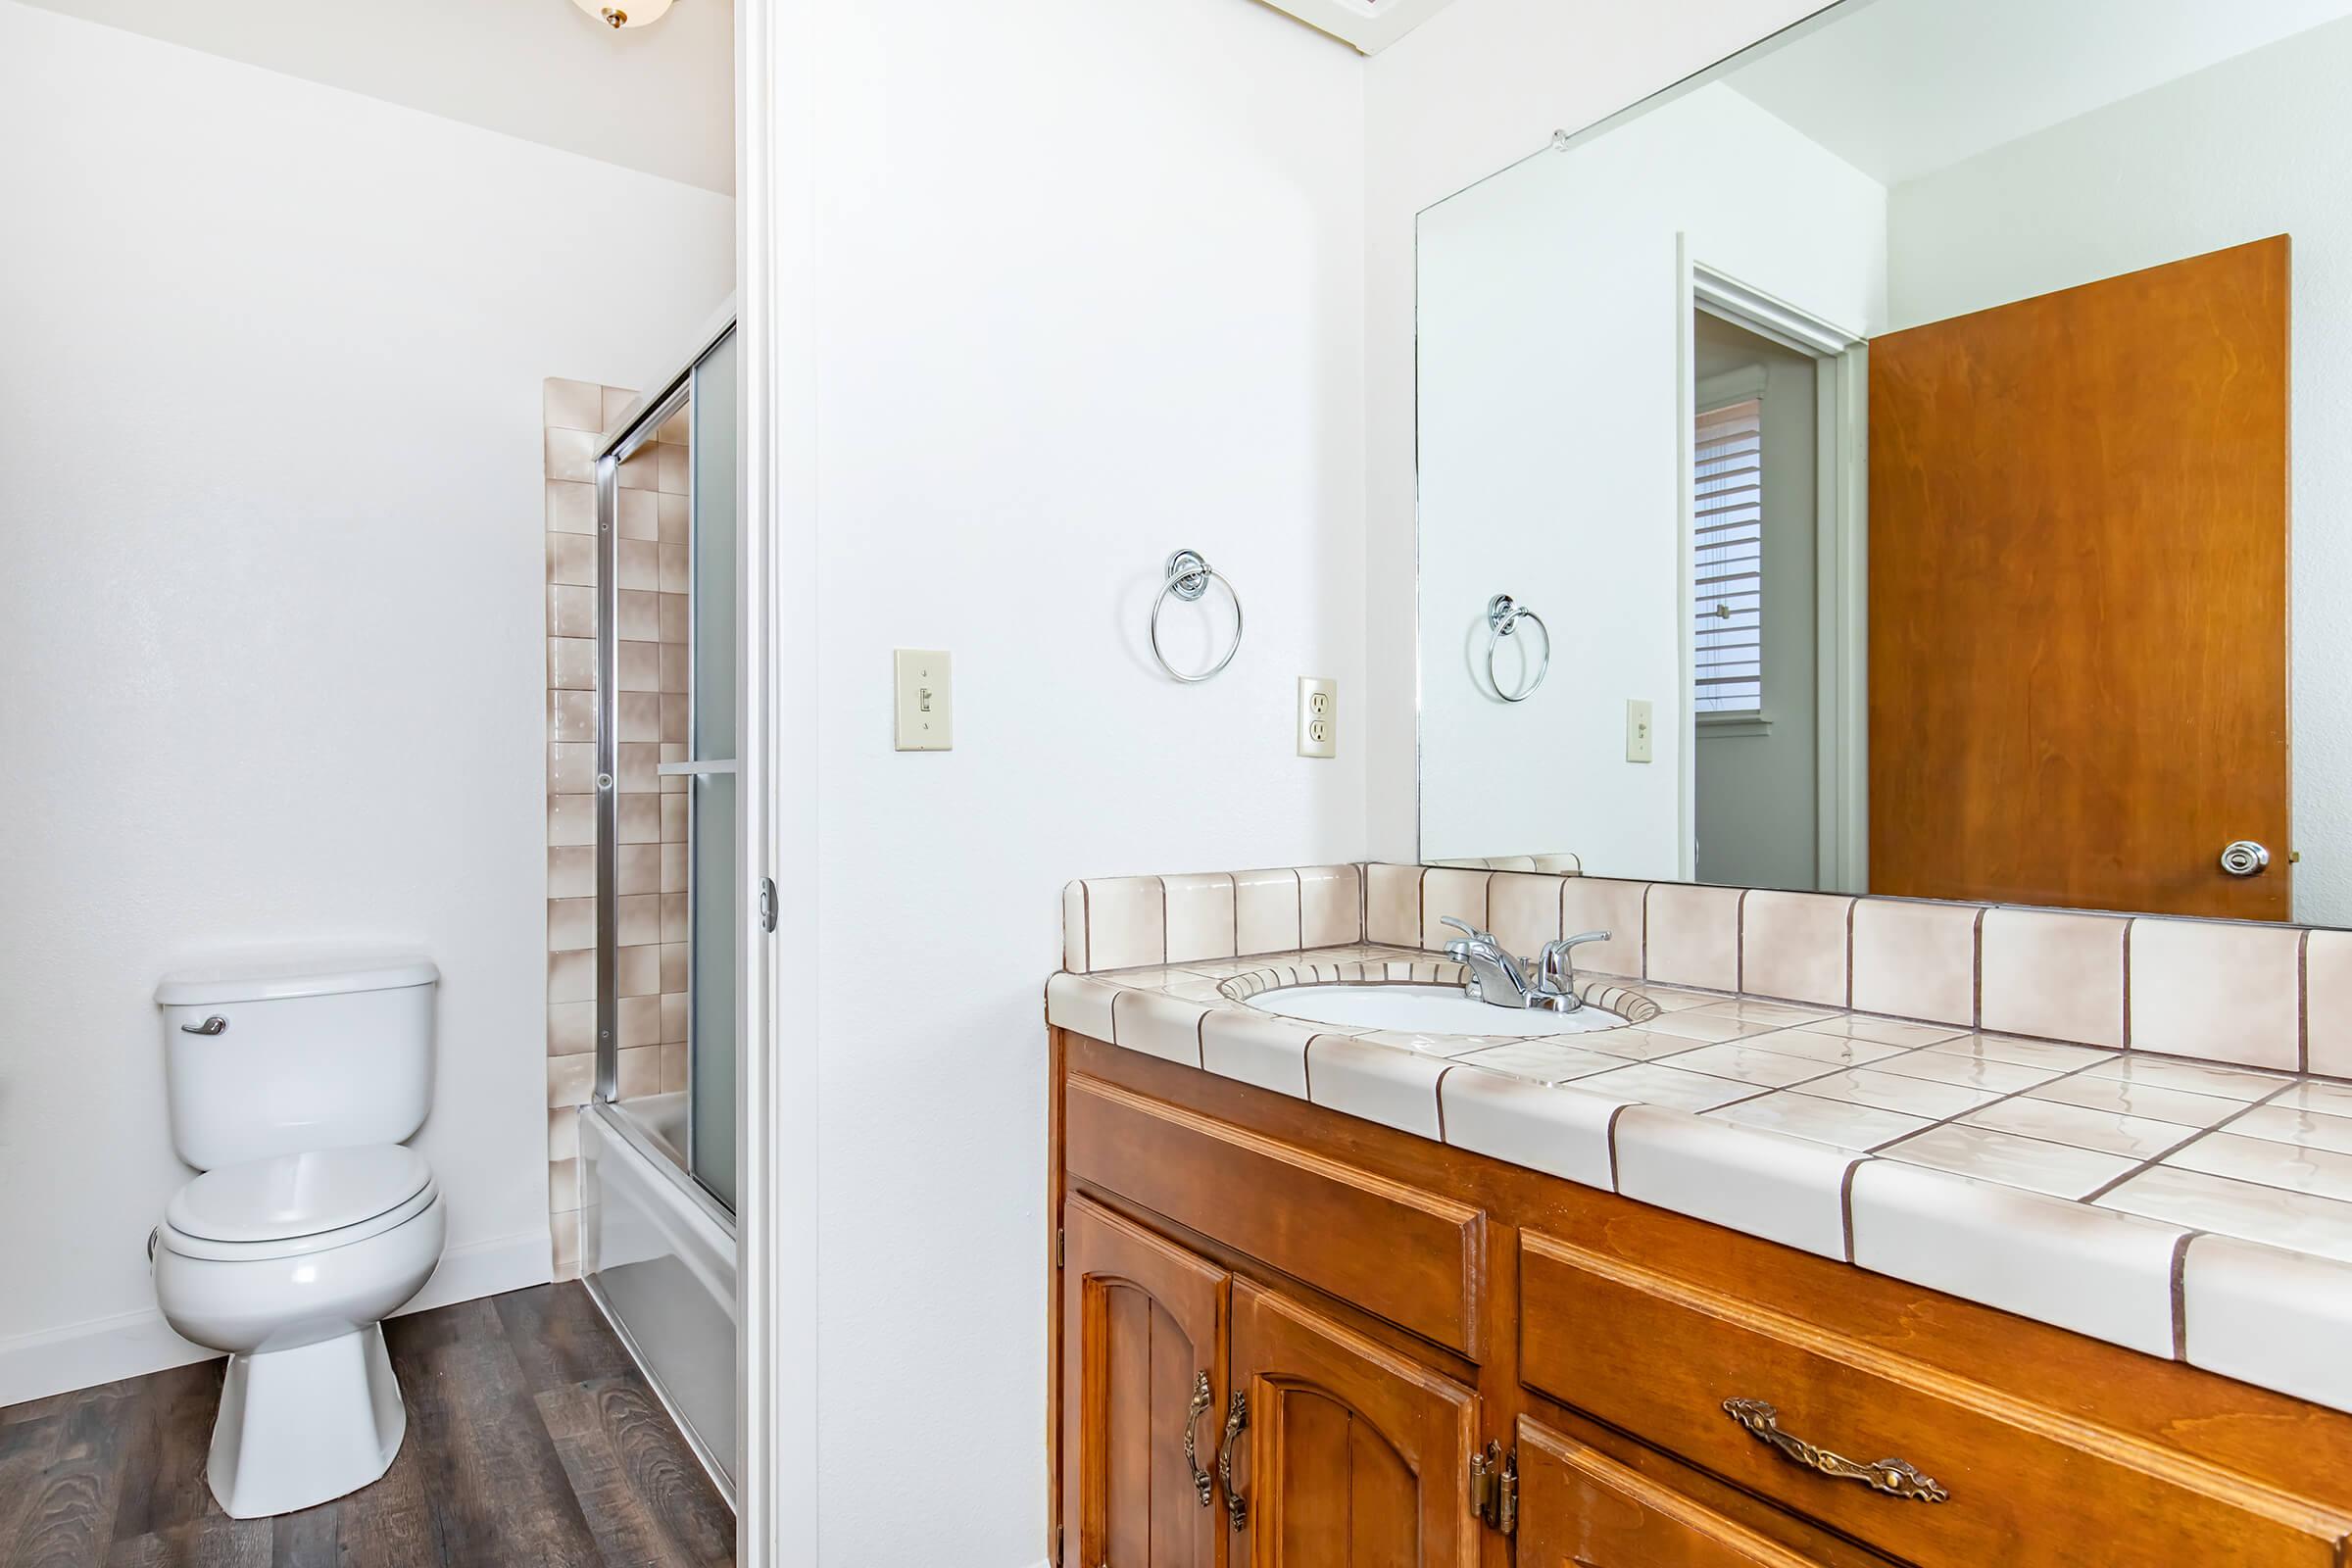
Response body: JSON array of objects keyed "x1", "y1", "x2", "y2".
[{"x1": 0, "y1": 1284, "x2": 734, "y2": 1568}]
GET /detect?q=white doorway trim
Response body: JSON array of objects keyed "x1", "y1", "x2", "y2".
[{"x1": 1686, "y1": 257, "x2": 1869, "y2": 894}]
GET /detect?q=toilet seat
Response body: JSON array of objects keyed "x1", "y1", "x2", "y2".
[{"x1": 160, "y1": 1146, "x2": 438, "y2": 1263}]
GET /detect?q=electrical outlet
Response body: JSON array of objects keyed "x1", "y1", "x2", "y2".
[
  {"x1": 894, "y1": 649, "x2": 952, "y2": 751},
  {"x1": 1626, "y1": 699, "x2": 1653, "y2": 763},
  {"x1": 1298, "y1": 677, "x2": 1337, "y2": 759}
]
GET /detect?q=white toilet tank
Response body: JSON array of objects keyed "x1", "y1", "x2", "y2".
[{"x1": 157, "y1": 954, "x2": 439, "y2": 1170}]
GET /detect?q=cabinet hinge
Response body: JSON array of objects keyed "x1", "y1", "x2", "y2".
[
  {"x1": 1470, "y1": 1441, "x2": 1517, "y2": 1535},
  {"x1": 1055, "y1": 1227, "x2": 1064, "y2": 1268}
]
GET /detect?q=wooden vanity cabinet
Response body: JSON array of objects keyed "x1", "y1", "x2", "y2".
[{"x1": 1051, "y1": 1028, "x2": 2352, "y2": 1567}]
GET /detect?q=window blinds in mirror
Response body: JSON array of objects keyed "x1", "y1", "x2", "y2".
[{"x1": 1693, "y1": 397, "x2": 1764, "y2": 713}]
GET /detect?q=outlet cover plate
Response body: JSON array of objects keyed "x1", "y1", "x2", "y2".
[{"x1": 1298, "y1": 676, "x2": 1337, "y2": 759}]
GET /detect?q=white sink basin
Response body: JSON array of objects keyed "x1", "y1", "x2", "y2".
[{"x1": 1246, "y1": 983, "x2": 1627, "y2": 1037}]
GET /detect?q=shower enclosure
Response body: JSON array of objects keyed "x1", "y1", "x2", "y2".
[{"x1": 576, "y1": 318, "x2": 740, "y2": 1500}]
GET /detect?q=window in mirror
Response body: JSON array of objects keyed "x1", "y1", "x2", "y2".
[{"x1": 1691, "y1": 397, "x2": 1764, "y2": 714}]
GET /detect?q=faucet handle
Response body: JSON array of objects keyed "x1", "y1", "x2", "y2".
[
  {"x1": 1439, "y1": 915, "x2": 1493, "y2": 945},
  {"x1": 1558, "y1": 929, "x2": 1611, "y2": 949}
]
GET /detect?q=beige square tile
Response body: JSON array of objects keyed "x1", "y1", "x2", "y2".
[
  {"x1": 1360, "y1": 863, "x2": 1419, "y2": 947},
  {"x1": 1075, "y1": 877, "x2": 1164, "y2": 970},
  {"x1": 1934, "y1": 1033, "x2": 2114, "y2": 1071},
  {"x1": 659, "y1": 490, "x2": 690, "y2": 544},
  {"x1": 1643, "y1": 883, "x2": 1741, "y2": 991},
  {"x1": 2083, "y1": 1054, "x2": 2288, "y2": 1101},
  {"x1": 547, "y1": 897, "x2": 597, "y2": 953},
  {"x1": 659, "y1": 592, "x2": 688, "y2": 644},
  {"x1": 1790, "y1": 1067, "x2": 2001, "y2": 1120},
  {"x1": 1614, "y1": 1106, "x2": 1857, "y2": 1258},
  {"x1": 550, "y1": 690, "x2": 597, "y2": 744},
  {"x1": 662, "y1": 693, "x2": 690, "y2": 745},
  {"x1": 548, "y1": 950, "x2": 596, "y2": 1004},
  {"x1": 548, "y1": 1000, "x2": 595, "y2": 1056},
  {"x1": 1740, "y1": 891, "x2": 1852, "y2": 1007},
  {"x1": 615, "y1": 843, "x2": 659, "y2": 896},
  {"x1": 1298, "y1": 864, "x2": 1361, "y2": 948},
  {"x1": 546, "y1": 477, "x2": 597, "y2": 534},
  {"x1": 618, "y1": 539, "x2": 660, "y2": 593},
  {"x1": 2307, "y1": 930, "x2": 2352, "y2": 1077},
  {"x1": 1452, "y1": 1039, "x2": 1627, "y2": 1086},
  {"x1": 618, "y1": 794, "x2": 659, "y2": 845},
  {"x1": 1960, "y1": 1096, "x2": 2195, "y2": 1159},
  {"x1": 617, "y1": 447, "x2": 658, "y2": 492},
  {"x1": 548, "y1": 532, "x2": 598, "y2": 588},
  {"x1": 549, "y1": 584, "x2": 596, "y2": 640},
  {"x1": 617, "y1": 894, "x2": 661, "y2": 947},
  {"x1": 1109, "y1": 989, "x2": 1206, "y2": 1067},
  {"x1": 616, "y1": 641, "x2": 658, "y2": 693},
  {"x1": 1440, "y1": 1070, "x2": 1619, "y2": 1189},
  {"x1": 1559, "y1": 878, "x2": 1647, "y2": 980},
  {"x1": 616, "y1": 945, "x2": 660, "y2": 998},
  {"x1": 548, "y1": 794, "x2": 596, "y2": 849},
  {"x1": 548, "y1": 845, "x2": 595, "y2": 900},
  {"x1": 2023, "y1": 1073, "x2": 2246, "y2": 1128},
  {"x1": 549, "y1": 742, "x2": 596, "y2": 796},
  {"x1": 2129, "y1": 917, "x2": 2302, "y2": 1070},
  {"x1": 661, "y1": 993, "x2": 687, "y2": 1044},
  {"x1": 616, "y1": 487, "x2": 660, "y2": 541},
  {"x1": 548, "y1": 1106, "x2": 579, "y2": 1162},
  {"x1": 1420, "y1": 867, "x2": 1490, "y2": 951},
  {"x1": 616, "y1": 1045, "x2": 660, "y2": 1098},
  {"x1": 1232, "y1": 868, "x2": 1301, "y2": 956},
  {"x1": 2182, "y1": 1236, "x2": 2352, "y2": 1414},
  {"x1": 1706, "y1": 1092, "x2": 1931, "y2": 1152},
  {"x1": 545, "y1": 427, "x2": 599, "y2": 483},
  {"x1": 1574, "y1": 1061, "x2": 1758, "y2": 1113},
  {"x1": 548, "y1": 1054, "x2": 595, "y2": 1108},
  {"x1": 1486, "y1": 873, "x2": 1563, "y2": 959},
  {"x1": 661, "y1": 743, "x2": 687, "y2": 794},
  {"x1": 660, "y1": 1041, "x2": 689, "y2": 1094},
  {"x1": 552, "y1": 1219, "x2": 580, "y2": 1283},
  {"x1": 658, "y1": 441, "x2": 690, "y2": 495},
  {"x1": 1884, "y1": 1123, "x2": 2136, "y2": 1200},
  {"x1": 617, "y1": 740, "x2": 660, "y2": 794},
  {"x1": 1047, "y1": 973, "x2": 1120, "y2": 1040},
  {"x1": 657, "y1": 407, "x2": 689, "y2": 445},
  {"x1": 661, "y1": 943, "x2": 688, "y2": 992},
  {"x1": 1654, "y1": 1041, "x2": 1838, "y2": 1089},
  {"x1": 1979, "y1": 907, "x2": 2128, "y2": 1048},
  {"x1": 660, "y1": 542, "x2": 690, "y2": 595},
  {"x1": 661, "y1": 795, "x2": 687, "y2": 843},
  {"x1": 1304, "y1": 1036, "x2": 1446, "y2": 1139},
  {"x1": 1848, "y1": 899, "x2": 1977, "y2": 1025},
  {"x1": 548, "y1": 637, "x2": 597, "y2": 692},
  {"x1": 2169, "y1": 1131, "x2": 2352, "y2": 1204},
  {"x1": 661, "y1": 843, "x2": 688, "y2": 895},
  {"x1": 2100, "y1": 1165, "x2": 2352, "y2": 1264},
  {"x1": 661, "y1": 642, "x2": 689, "y2": 694},
  {"x1": 601, "y1": 385, "x2": 638, "y2": 432},
  {"x1": 2231, "y1": 1102, "x2": 2352, "y2": 1157},
  {"x1": 618, "y1": 994, "x2": 661, "y2": 1047},
  {"x1": 616, "y1": 589, "x2": 660, "y2": 642},
  {"x1": 1199, "y1": 1008, "x2": 1319, "y2": 1099},
  {"x1": 1870, "y1": 1048, "x2": 2062, "y2": 1095},
  {"x1": 661, "y1": 892, "x2": 688, "y2": 942},
  {"x1": 549, "y1": 1157, "x2": 580, "y2": 1213},
  {"x1": 545, "y1": 377, "x2": 604, "y2": 432}
]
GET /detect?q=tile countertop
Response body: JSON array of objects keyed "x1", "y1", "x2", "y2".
[{"x1": 1047, "y1": 944, "x2": 2352, "y2": 1417}]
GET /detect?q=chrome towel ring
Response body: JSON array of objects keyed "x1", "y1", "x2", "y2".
[
  {"x1": 1150, "y1": 549, "x2": 1244, "y2": 683},
  {"x1": 1485, "y1": 593, "x2": 1549, "y2": 703}
]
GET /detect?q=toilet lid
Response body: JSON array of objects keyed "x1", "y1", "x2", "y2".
[{"x1": 168, "y1": 1145, "x2": 433, "y2": 1244}]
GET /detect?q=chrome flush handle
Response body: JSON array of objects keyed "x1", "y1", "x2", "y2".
[{"x1": 179, "y1": 1015, "x2": 229, "y2": 1036}]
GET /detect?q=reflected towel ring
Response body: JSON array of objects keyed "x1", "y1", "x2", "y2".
[
  {"x1": 1150, "y1": 549, "x2": 1244, "y2": 683},
  {"x1": 1485, "y1": 593, "x2": 1549, "y2": 704}
]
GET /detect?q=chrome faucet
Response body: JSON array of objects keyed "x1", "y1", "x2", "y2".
[{"x1": 1439, "y1": 918, "x2": 1612, "y2": 1013}]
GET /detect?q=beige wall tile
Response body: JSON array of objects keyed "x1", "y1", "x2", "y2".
[
  {"x1": 618, "y1": 994, "x2": 660, "y2": 1048},
  {"x1": 548, "y1": 794, "x2": 596, "y2": 848},
  {"x1": 548, "y1": 637, "x2": 597, "y2": 691},
  {"x1": 1364, "y1": 863, "x2": 1422, "y2": 947},
  {"x1": 616, "y1": 944, "x2": 660, "y2": 998},
  {"x1": 617, "y1": 893, "x2": 661, "y2": 947},
  {"x1": 662, "y1": 993, "x2": 687, "y2": 1044},
  {"x1": 1560, "y1": 877, "x2": 1647, "y2": 980},
  {"x1": 545, "y1": 377, "x2": 604, "y2": 432},
  {"x1": 1420, "y1": 867, "x2": 1489, "y2": 951},
  {"x1": 617, "y1": 740, "x2": 659, "y2": 794},
  {"x1": 659, "y1": 490, "x2": 689, "y2": 543},
  {"x1": 548, "y1": 950, "x2": 596, "y2": 1004},
  {"x1": 1075, "y1": 876, "x2": 1165, "y2": 970},
  {"x1": 661, "y1": 843, "x2": 688, "y2": 894},
  {"x1": 548, "y1": 532, "x2": 598, "y2": 588},
  {"x1": 1486, "y1": 872, "x2": 1563, "y2": 959},
  {"x1": 661, "y1": 795, "x2": 687, "y2": 843},
  {"x1": 548, "y1": 1054, "x2": 594, "y2": 1108},
  {"x1": 617, "y1": 447, "x2": 658, "y2": 492},
  {"x1": 1850, "y1": 899, "x2": 1978, "y2": 1025},
  {"x1": 549, "y1": 584, "x2": 596, "y2": 640},
  {"x1": 660, "y1": 1041, "x2": 689, "y2": 1094},
  {"x1": 1062, "y1": 880, "x2": 1085, "y2": 972},
  {"x1": 1644, "y1": 883, "x2": 1741, "y2": 991},
  {"x1": 548, "y1": 845, "x2": 594, "y2": 900},
  {"x1": 550, "y1": 691, "x2": 597, "y2": 744},
  {"x1": 1298, "y1": 864, "x2": 1362, "y2": 948},
  {"x1": 616, "y1": 1045, "x2": 660, "y2": 1098},
  {"x1": 614, "y1": 690, "x2": 658, "y2": 743},
  {"x1": 661, "y1": 592, "x2": 689, "y2": 642},
  {"x1": 551, "y1": 1217, "x2": 580, "y2": 1283},
  {"x1": 545, "y1": 474, "x2": 596, "y2": 529},
  {"x1": 661, "y1": 943, "x2": 688, "y2": 992},
  {"x1": 549, "y1": 743, "x2": 597, "y2": 796},
  {"x1": 662, "y1": 693, "x2": 690, "y2": 744},
  {"x1": 616, "y1": 487, "x2": 660, "y2": 541},
  {"x1": 548, "y1": 1001, "x2": 595, "y2": 1056},
  {"x1": 661, "y1": 744, "x2": 687, "y2": 793},
  {"x1": 658, "y1": 441, "x2": 690, "y2": 494},
  {"x1": 548, "y1": 1157, "x2": 580, "y2": 1213},
  {"x1": 1980, "y1": 907, "x2": 2128, "y2": 1048},
  {"x1": 616, "y1": 843, "x2": 660, "y2": 896},
  {"x1": 660, "y1": 542, "x2": 690, "y2": 595},
  {"x1": 601, "y1": 385, "x2": 638, "y2": 431},
  {"x1": 1164, "y1": 873, "x2": 1238, "y2": 964},
  {"x1": 1740, "y1": 891, "x2": 1853, "y2": 1006},
  {"x1": 2309, "y1": 931, "x2": 2352, "y2": 1077},
  {"x1": 548, "y1": 1107, "x2": 579, "y2": 1162},
  {"x1": 617, "y1": 539, "x2": 659, "y2": 592},
  {"x1": 617, "y1": 589, "x2": 660, "y2": 642},
  {"x1": 661, "y1": 892, "x2": 688, "y2": 942},
  {"x1": 547, "y1": 897, "x2": 596, "y2": 953},
  {"x1": 617, "y1": 641, "x2": 660, "y2": 692},
  {"x1": 660, "y1": 642, "x2": 689, "y2": 694},
  {"x1": 2131, "y1": 917, "x2": 2303, "y2": 1070},
  {"x1": 1232, "y1": 868, "x2": 1301, "y2": 956}
]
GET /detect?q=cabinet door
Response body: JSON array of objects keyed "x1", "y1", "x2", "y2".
[
  {"x1": 1062, "y1": 1196, "x2": 1230, "y2": 1568},
  {"x1": 1516, "y1": 1419, "x2": 1819, "y2": 1568},
  {"x1": 1227, "y1": 1279, "x2": 1481, "y2": 1567}
]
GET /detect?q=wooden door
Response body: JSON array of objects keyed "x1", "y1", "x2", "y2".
[
  {"x1": 1062, "y1": 1196, "x2": 1230, "y2": 1568},
  {"x1": 1514, "y1": 1419, "x2": 1819, "y2": 1568},
  {"x1": 1226, "y1": 1279, "x2": 1481, "y2": 1567},
  {"x1": 1867, "y1": 236, "x2": 2290, "y2": 918}
]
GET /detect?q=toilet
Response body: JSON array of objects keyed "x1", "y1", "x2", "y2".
[{"x1": 149, "y1": 954, "x2": 446, "y2": 1520}]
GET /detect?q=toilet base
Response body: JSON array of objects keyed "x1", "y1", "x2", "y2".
[{"x1": 207, "y1": 1324, "x2": 408, "y2": 1518}]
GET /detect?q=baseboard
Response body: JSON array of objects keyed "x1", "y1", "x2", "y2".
[{"x1": 0, "y1": 1228, "x2": 554, "y2": 1410}]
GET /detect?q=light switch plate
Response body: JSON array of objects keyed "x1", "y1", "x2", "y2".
[
  {"x1": 1626, "y1": 699, "x2": 1654, "y2": 762},
  {"x1": 1298, "y1": 677, "x2": 1337, "y2": 759},
  {"x1": 894, "y1": 649, "x2": 952, "y2": 752}
]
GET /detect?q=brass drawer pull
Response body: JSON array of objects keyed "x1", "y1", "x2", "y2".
[
  {"x1": 1217, "y1": 1390, "x2": 1250, "y2": 1530},
  {"x1": 1721, "y1": 1397, "x2": 1949, "y2": 1503},
  {"x1": 1183, "y1": 1370, "x2": 1214, "y2": 1507}
]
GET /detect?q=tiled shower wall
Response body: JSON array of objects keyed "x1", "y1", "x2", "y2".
[{"x1": 542, "y1": 378, "x2": 693, "y2": 1279}]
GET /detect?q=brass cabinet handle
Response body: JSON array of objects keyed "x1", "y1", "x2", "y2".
[
  {"x1": 1721, "y1": 1397, "x2": 1949, "y2": 1503},
  {"x1": 1216, "y1": 1390, "x2": 1250, "y2": 1531},
  {"x1": 1183, "y1": 1370, "x2": 1214, "y2": 1507}
]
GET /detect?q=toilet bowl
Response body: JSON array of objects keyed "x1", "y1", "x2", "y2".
[
  {"x1": 152, "y1": 1144, "x2": 446, "y2": 1518},
  {"x1": 152, "y1": 953, "x2": 443, "y2": 1520}
]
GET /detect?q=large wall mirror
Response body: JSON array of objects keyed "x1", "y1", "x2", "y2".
[{"x1": 1416, "y1": 0, "x2": 2351, "y2": 924}]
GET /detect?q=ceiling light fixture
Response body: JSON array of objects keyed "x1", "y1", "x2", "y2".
[{"x1": 572, "y1": 0, "x2": 674, "y2": 29}]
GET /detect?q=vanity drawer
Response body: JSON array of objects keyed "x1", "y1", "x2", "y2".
[
  {"x1": 1517, "y1": 1230, "x2": 2346, "y2": 1568},
  {"x1": 1064, "y1": 1074, "x2": 1486, "y2": 1356},
  {"x1": 1516, "y1": 1417, "x2": 1829, "y2": 1568}
]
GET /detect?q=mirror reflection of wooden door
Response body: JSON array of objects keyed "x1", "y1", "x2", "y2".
[{"x1": 1867, "y1": 236, "x2": 2290, "y2": 919}]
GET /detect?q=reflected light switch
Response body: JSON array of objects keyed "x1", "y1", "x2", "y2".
[
  {"x1": 1626, "y1": 699, "x2": 1653, "y2": 763},
  {"x1": 894, "y1": 649, "x2": 952, "y2": 752}
]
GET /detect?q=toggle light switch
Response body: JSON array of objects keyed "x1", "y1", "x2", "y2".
[
  {"x1": 894, "y1": 649, "x2": 952, "y2": 752},
  {"x1": 1626, "y1": 699, "x2": 1653, "y2": 763}
]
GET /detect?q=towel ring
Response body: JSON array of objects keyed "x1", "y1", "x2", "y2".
[
  {"x1": 1485, "y1": 593, "x2": 1549, "y2": 704},
  {"x1": 1150, "y1": 550, "x2": 1244, "y2": 683}
]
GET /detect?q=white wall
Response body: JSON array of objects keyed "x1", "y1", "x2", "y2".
[
  {"x1": 781, "y1": 0, "x2": 1365, "y2": 1559},
  {"x1": 1364, "y1": 0, "x2": 1837, "y2": 860},
  {"x1": 1884, "y1": 17, "x2": 2352, "y2": 924},
  {"x1": 0, "y1": 1, "x2": 732, "y2": 1398},
  {"x1": 1414, "y1": 79, "x2": 1882, "y2": 874}
]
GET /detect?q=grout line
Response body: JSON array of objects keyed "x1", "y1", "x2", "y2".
[
  {"x1": 2299, "y1": 929, "x2": 2311, "y2": 1074},
  {"x1": 1970, "y1": 906, "x2": 1986, "y2": 1031},
  {"x1": 1735, "y1": 888, "x2": 1751, "y2": 994},
  {"x1": 1604, "y1": 1104, "x2": 1630, "y2": 1190},
  {"x1": 1842, "y1": 897, "x2": 1856, "y2": 1010},
  {"x1": 1155, "y1": 875, "x2": 1169, "y2": 966},
  {"x1": 1839, "y1": 1160, "x2": 1863, "y2": 1263},
  {"x1": 2121, "y1": 917, "x2": 2134, "y2": 1051},
  {"x1": 2168, "y1": 1229, "x2": 2201, "y2": 1360},
  {"x1": 2073, "y1": 1081, "x2": 2300, "y2": 1206},
  {"x1": 1435, "y1": 1064, "x2": 1456, "y2": 1142},
  {"x1": 1289, "y1": 867, "x2": 1303, "y2": 953}
]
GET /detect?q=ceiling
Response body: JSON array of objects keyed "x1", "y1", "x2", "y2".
[
  {"x1": 1254, "y1": 0, "x2": 1457, "y2": 54},
  {"x1": 1726, "y1": 0, "x2": 2352, "y2": 186},
  {"x1": 16, "y1": 0, "x2": 735, "y2": 194}
]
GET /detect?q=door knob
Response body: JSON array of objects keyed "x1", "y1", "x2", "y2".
[{"x1": 2220, "y1": 841, "x2": 2272, "y2": 876}]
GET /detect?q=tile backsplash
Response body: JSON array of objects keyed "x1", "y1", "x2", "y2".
[{"x1": 1059, "y1": 862, "x2": 2341, "y2": 1079}]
